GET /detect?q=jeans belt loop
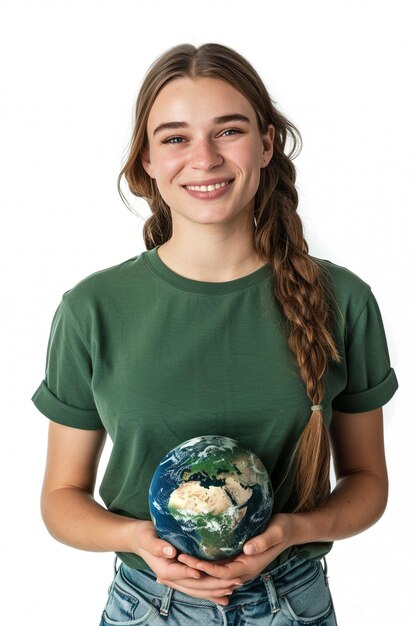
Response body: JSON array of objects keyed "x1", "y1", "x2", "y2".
[
  {"x1": 261, "y1": 572, "x2": 281, "y2": 614},
  {"x1": 159, "y1": 584, "x2": 174, "y2": 617}
]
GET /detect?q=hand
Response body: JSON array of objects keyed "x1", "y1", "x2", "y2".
[
  {"x1": 134, "y1": 521, "x2": 241, "y2": 605},
  {"x1": 177, "y1": 513, "x2": 295, "y2": 585},
  {"x1": 134, "y1": 521, "x2": 200, "y2": 581}
]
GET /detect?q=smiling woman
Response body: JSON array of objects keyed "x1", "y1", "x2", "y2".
[{"x1": 31, "y1": 42, "x2": 398, "y2": 626}]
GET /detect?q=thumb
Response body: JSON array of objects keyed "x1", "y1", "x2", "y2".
[
  {"x1": 243, "y1": 521, "x2": 283, "y2": 556},
  {"x1": 137, "y1": 522, "x2": 177, "y2": 558}
]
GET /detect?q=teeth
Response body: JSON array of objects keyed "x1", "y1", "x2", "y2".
[{"x1": 186, "y1": 180, "x2": 230, "y2": 192}]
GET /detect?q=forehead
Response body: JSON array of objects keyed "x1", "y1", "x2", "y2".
[{"x1": 147, "y1": 77, "x2": 257, "y2": 129}]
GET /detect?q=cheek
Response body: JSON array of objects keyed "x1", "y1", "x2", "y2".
[
  {"x1": 229, "y1": 140, "x2": 263, "y2": 174},
  {"x1": 153, "y1": 152, "x2": 185, "y2": 182}
]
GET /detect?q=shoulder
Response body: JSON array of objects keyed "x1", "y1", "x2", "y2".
[
  {"x1": 60, "y1": 254, "x2": 146, "y2": 315},
  {"x1": 311, "y1": 256, "x2": 373, "y2": 324},
  {"x1": 313, "y1": 256, "x2": 371, "y2": 295}
]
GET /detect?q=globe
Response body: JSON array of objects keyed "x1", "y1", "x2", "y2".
[{"x1": 148, "y1": 435, "x2": 274, "y2": 561}]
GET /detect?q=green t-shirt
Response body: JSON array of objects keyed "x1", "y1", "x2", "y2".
[{"x1": 31, "y1": 246, "x2": 398, "y2": 570}]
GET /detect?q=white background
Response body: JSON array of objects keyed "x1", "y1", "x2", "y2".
[{"x1": 1, "y1": 1, "x2": 414, "y2": 624}]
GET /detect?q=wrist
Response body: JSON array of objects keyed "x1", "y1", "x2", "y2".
[
  {"x1": 265, "y1": 512, "x2": 306, "y2": 552},
  {"x1": 123, "y1": 518, "x2": 149, "y2": 555},
  {"x1": 283, "y1": 509, "x2": 333, "y2": 547}
]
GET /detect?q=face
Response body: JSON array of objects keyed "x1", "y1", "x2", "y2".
[{"x1": 141, "y1": 77, "x2": 275, "y2": 229}]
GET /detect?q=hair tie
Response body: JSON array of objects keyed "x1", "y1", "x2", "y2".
[{"x1": 311, "y1": 404, "x2": 324, "y2": 412}]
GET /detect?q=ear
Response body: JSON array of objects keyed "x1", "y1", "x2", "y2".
[
  {"x1": 141, "y1": 146, "x2": 155, "y2": 178},
  {"x1": 261, "y1": 124, "x2": 275, "y2": 168}
]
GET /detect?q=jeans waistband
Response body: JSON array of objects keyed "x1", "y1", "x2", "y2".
[{"x1": 115, "y1": 551, "x2": 326, "y2": 616}]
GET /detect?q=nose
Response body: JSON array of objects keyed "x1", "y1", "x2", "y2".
[{"x1": 189, "y1": 138, "x2": 223, "y2": 170}]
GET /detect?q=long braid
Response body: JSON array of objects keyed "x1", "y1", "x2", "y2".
[{"x1": 254, "y1": 127, "x2": 341, "y2": 513}]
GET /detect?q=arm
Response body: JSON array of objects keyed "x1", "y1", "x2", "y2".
[
  {"x1": 177, "y1": 407, "x2": 388, "y2": 580},
  {"x1": 41, "y1": 420, "x2": 136, "y2": 552},
  {"x1": 41, "y1": 421, "x2": 205, "y2": 582},
  {"x1": 288, "y1": 406, "x2": 388, "y2": 544}
]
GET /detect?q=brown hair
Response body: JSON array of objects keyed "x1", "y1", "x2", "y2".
[{"x1": 117, "y1": 43, "x2": 341, "y2": 512}]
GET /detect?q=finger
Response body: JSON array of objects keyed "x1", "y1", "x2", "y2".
[
  {"x1": 157, "y1": 575, "x2": 241, "y2": 592},
  {"x1": 178, "y1": 553, "x2": 234, "y2": 568},
  {"x1": 177, "y1": 554, "x2": 232, "y2": 570},
  {"x1": 139, "y1": 525, "x2": 178, "y2": 559},
  {"x1": 177, "y1": 555, "x2": 228, "y2": 577},
  {"x1": 157, "y1": 579, "x2": 233, "y2": 606},
  {"x1": 164, "y1": 561, "x2": 202, "y2": 580},
  {"x1": 242, "y1": 515, "x2": 287, "y2": 556},
  {"x1": 177, "y1": 555, "x2": 244, "y2": 584},
  {"x1": 177, "y1": 554, "x2": 215, "y2": 572},
  {"x1": 243, "y1": 528, "x2": 284, "y2": 556},
  {"x1": 177, "y1": 557, "x2": 242, "y2": 580},
  {"x1": 176, "y1": 554, "x2": 201, "y2": 567}
]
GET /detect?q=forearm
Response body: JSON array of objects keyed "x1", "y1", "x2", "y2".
[
  {"x1": 41, "y1": 486, "x2": 143, "y2": 553},
  {"x1": 288, "y1": 470, "x2": 388, "y2": 546}
]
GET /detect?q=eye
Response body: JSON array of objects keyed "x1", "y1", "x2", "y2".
[
  {"x1": 162, "y1": 136, "x2": 185, "y2": 144},
  {"x1": 221, "y1": 128, "x2": 242, "y2": 137}
]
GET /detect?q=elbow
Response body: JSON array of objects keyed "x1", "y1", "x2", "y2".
[
  {"x1": 362, "y1": 470, "x2": 389, "y2": 527},
  {"x1": 336, "y1": 468, "x2": 389, "y2": 534},
  {"x1": 40, "y1": 489, "x2": 59, "y2": 540},
  {"x1": 377, "y1": 474, "x2": 389, "y2": 521},
  {"x1": 40, "y1": 485, "x2": 75, "y2": 543}
]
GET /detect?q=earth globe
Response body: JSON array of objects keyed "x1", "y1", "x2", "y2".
[{"x1": 148, "y1": 435, "x2": 274, "y2": 561}]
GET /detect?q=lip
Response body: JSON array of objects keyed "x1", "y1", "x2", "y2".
[
  {"x1": 182, "y1": 177, "x2": 234, "y2": 187},
  {"x1": 183, "y1": 179, "x2": 234, "y2": 200}
]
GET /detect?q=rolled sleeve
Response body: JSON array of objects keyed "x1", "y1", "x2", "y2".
[
  {"x1": 31, "y1": 297, "x2": 104, "y2": 430},
  {"x1": 332, "y1": 291, "x2": 399, "y2": 413},
  {"x1": 31, "y1": 380, "x2": 103, "y2": 429},
  {"x1": 332, "y1": 367, "x2": 398, "y2": 413}
]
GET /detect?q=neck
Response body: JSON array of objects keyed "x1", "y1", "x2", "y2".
[{"x1": 156, "y1": 216, "x2": 264, "y2": 282}]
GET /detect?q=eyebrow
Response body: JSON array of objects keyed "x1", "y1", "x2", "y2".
[{"x1": 152, "y1": 114, "x2": 251, "y2": 137}]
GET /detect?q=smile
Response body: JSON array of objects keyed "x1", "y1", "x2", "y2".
[{"x1": 184, "y1": 180, "x2": 232, "y2": 192}]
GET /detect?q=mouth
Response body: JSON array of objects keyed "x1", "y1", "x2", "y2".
[{"x1": 182, "y1": 179, "x2": 234, "y2": 193}]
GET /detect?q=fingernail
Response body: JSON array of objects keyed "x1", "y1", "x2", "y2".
[
  {"x1": 163, "y1": 546, "x2": 174, "y2": 556},
  {"x1": 245, "y1": 544, "x2": 255, "y2": 555}
]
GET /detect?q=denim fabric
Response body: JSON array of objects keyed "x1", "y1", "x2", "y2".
[{"x1": 100, "y1": 553, "x2": 338, "y2": 625}]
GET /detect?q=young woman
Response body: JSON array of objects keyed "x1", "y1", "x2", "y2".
[{"x1": 32, "y1": 43, "x2": 398, "y2": 625}]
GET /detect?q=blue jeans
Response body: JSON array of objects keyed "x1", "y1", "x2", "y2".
[{"x1": 100, "y1": 553, "x2": 338, "y2": 625}]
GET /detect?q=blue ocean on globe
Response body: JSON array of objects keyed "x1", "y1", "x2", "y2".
[{"x1": 149, "y1": 435, "x2": 274, "y2": 561}]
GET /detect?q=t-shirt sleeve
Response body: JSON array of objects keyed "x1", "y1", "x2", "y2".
[
  {"x1": 31, "y1": 297, "x2": 104, "y2": 429},
  {"x1": 331, "y1": 290, "x2": 398, "y2": 413}
]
